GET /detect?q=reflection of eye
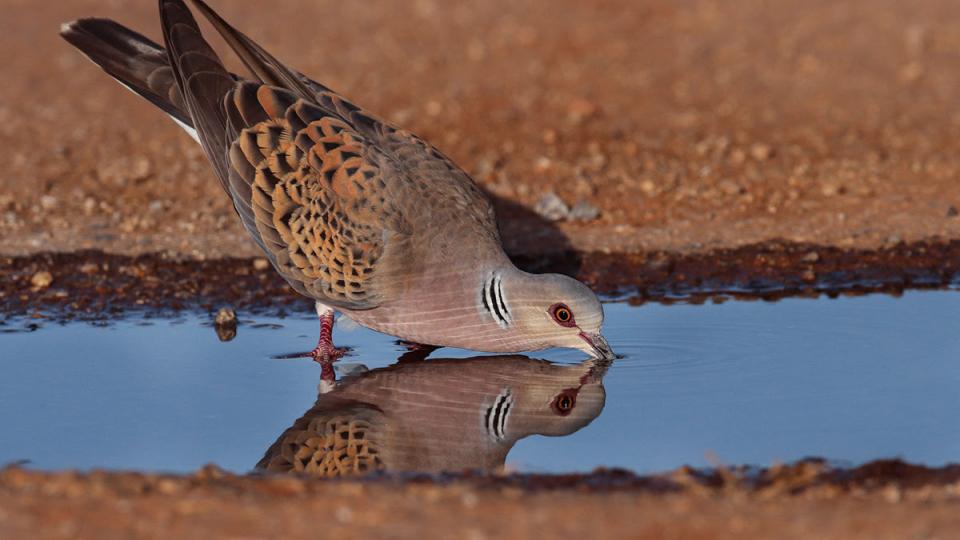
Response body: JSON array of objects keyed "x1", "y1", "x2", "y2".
[
  {"x1": 551, "y1": 390, "x2": 578, "y2": 416},
  {"x1": 549, "y1": 303, "x2": 576, "y2": 327}
]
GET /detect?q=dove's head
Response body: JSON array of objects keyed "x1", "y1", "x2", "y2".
[
  {"x1": 499, "y1": 271, "x2": 614, "y2": 359},
  {"x1": 495, "y1": 357, "x2": 608, "y2": 440}
]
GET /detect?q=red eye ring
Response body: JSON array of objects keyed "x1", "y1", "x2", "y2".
[
  {"x1": 549, "y1": 303, "x2": 577, "y2": 327},
  {"x1": 551, "y1": 389, "x2": 579, "y2": 416}
]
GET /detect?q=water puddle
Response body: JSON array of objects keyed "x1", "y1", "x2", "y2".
[{"x1": 0, "y1": 290, "x2": 957, "y2": 475}]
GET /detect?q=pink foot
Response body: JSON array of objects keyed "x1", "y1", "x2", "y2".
[
  {"x1": 309, "y1": 342, "x2": 347, "y2": 362},
  {"x1": 310, "y1": 304, "x2": 347, "y2": 363}
]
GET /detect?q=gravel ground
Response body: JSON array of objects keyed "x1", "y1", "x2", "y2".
[{"x1": 3, "y1": 0, "x2": 960, "y2": 257}]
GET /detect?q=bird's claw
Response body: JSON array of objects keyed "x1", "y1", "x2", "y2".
[{"x1": 309, "y1": 345, "x2": 348, "y2": 364}]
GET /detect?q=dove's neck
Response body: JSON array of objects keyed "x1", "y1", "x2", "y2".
[{"x1": 343, "y1": 261, "x2": 544, "y2": 353}]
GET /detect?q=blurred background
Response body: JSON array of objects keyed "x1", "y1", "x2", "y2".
[{"x1": 2, "y1": 0, "x2": 960, "y2": 257}]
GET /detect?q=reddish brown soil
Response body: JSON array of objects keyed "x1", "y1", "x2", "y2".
[
  {"x1": 3, "y1": 0, "x2": 960, "y2": 537},
  {"x1": 2, "y1": 460, "x2": 960, "y2": 540},
  {"x1": 3, "y1": 0, "x2": 960, "y2": 258},
  {"x1": 2, "y1": 241, "x2": 959, "y2": 324}
]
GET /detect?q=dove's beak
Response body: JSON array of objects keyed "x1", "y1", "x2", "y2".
[{"x1": 579, "y1": 332, "x2": 615, "y2": 360}]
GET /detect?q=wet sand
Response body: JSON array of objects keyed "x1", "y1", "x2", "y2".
[
  {"x1": 3, "y1": 241, "x2": 959, "y2": 323},
  {"x1": 2, "y1": 460, "x2": 960, "y2": 540},
  {"x1": 2, "y1": 0, "x2": 960, "y2": 537}
]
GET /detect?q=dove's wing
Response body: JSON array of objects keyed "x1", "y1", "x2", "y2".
[
  {"x1": 162, "y1": 0, "x2": 504, "y2": 310},
  {"x1": 66, "y1": 1, "x2": 505, "y2": 311}
]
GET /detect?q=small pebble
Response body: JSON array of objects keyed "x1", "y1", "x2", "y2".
[
  {"x1": 533, "y1": 156, "x2": 552, "y2": 173},
  {"x1": 947, "y1": 205, "x2": 958, "y2": 218},
  {"x1": 566, "y1": 98, "x2": 597, "y2": 124},
  {"x1": 214, "y1": 307, "x2": 237, "y2": 326},
  {"x1": 215, "y1": 326, "x2": 236, "y2": 342},
  {"x1": 729, "y1": 148, "x2": 747, "y2": 166},
  {"x1": 39, "y1": 195, "x2": 58, "y2": 210},
  {"x1": 214, "y1": 307, "x2": 238, "y2": 342},
  {"x1": 335, "y1": 506, "x2": 354, "y2": 523},
  {"x1": 473, "y1": 157, "x2": 495, "y2": 177},
  {"x1": 252, "y1": 258, "x2": 270, "y2": 271},
  {"x1": 131, "y1": 157, "x2": 152, "y2": 179},
  {"x1": 194, "y1": 463, "x2": 227, "y2": 480},
  {"x1": 639, "y1": 180, "x2": 657, "y2": 195},
  {"x1": 534, "y1": 192, "x2": 570, "y2": 222},
  {"x1": 568, "y1": 200, "x2": 601, "y2": 221},
  {"x1": 718, "y1": 179, "x2": 743, "y2": 196},
  {"x1": 802, "y1": 251, "x2": 820, "y2": 263},
  {"x1": 30, "y1": 271, "x2": 53, "y2": 290},
  {"x1": 750, "y1": 143, "x2": 773, "y2": 161},
  {"x1": 821, "y1": 182, "x2": 842, "y2": 197}
]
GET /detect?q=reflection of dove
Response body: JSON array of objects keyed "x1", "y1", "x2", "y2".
[
  {"x1": 60, "y1": 0, "x2": 614, "y2": 362},
  {"x1": 257, "y1": 356, "x2": 608, "y2": 476}
]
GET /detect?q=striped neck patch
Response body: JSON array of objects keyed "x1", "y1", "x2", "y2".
[
  {"x1": 484, "y1": 388, "x2": 513, "y2": 442},
  {"x1": 480, "y1": 272, "x2": 511, "y2": 328}
]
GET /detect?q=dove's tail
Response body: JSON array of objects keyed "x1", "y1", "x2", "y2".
[
  {"x1": 60, "y1": 1, "x2": 238, "y2": 191},
  {"x1": 59, "y1": 18, "x2": 196, "y2": 139},
  {"x1": 62, "y1": 0, "x2": 337, "y2": 195},
  {"x1": 157, "y1": 0, "x2": 238, "y2": 191},
  {"x1": 60, "y1": 0, "x2": 323, "y2": 149}
]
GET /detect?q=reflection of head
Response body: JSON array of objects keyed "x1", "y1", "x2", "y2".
[{"x1": 257, "y1": 355, "x2": 608, "y2": 476}]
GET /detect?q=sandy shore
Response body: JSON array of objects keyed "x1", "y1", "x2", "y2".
[{"x1": 2, "y1": 461, "x2": 959, "y2": 540}]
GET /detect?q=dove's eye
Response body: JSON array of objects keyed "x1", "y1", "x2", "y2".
[
  {"x1": 551, "y1": 390, "x2": 578, "y2": 416},
  {"x1": 549, "y1": 303, "x2": 576, "y2": 327}
]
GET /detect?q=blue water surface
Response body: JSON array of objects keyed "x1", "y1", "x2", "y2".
[{"x1": 0, "y1": 290, "x2": 957, "y2": 473}]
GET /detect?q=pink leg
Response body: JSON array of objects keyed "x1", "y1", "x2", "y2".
[
  {"x1": 318, "y1": 357, "x2": 337, "y2": 388},
  {"x1": 310, "y1": 303, "x2": 346, "y2": 363}
]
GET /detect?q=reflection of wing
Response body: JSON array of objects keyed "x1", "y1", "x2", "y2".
[{"x1": 256, "y1": 399, "x2": 385, "y2": 477}]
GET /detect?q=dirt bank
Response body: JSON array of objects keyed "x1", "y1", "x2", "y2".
[
  {"x1": 2, "y1": 240, "x2": 959, "y2": 324},
  {"x1": 2, "y1": 460, "x2": 959, "y2": 540}
]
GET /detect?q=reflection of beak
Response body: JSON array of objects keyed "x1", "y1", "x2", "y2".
[
  {"x1": 579, "y1": 332, "x2": 615, "y2": 360},
  {"x1": 580, "y1": 358, "x2": 612, "y2": 384}
]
